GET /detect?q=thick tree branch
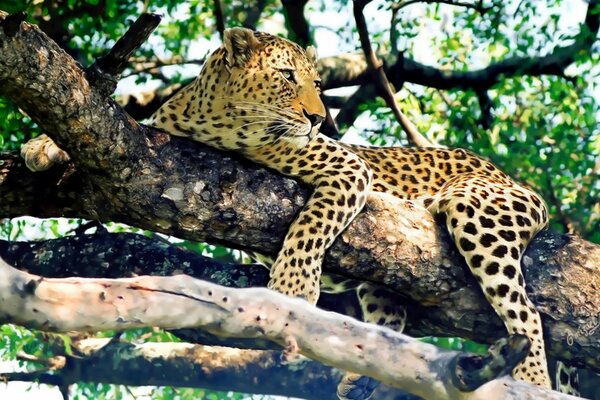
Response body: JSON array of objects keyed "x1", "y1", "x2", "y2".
[
  {"x1": 0, "y1": 11, "x2": 599, "y2": 375},
  {"x1": 0, "y1": 258, "x2": 578, "y2": 399}
]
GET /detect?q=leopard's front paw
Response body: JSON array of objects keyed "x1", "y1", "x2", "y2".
[
  {"x1": 267, "y1": 266, "x2": 319, "y2": 305},
  {"x1": 20, "y1": 134, "x2": 70, "y2": 172},
  {"x1": 336, "y1": 373, "x2": 379, "y2": 400}
]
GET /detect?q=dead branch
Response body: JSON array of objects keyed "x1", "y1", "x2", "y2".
[
  {"x1": 0, "y1": 257, "x2": 578, "y2": 400},
  {"x1": 89, "y1": 12, "x2": 162, "y2": 94}
]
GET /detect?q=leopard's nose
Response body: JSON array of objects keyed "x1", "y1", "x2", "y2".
[{"x1": 303, "y1": 109, "x2": 324, "y2": 127}]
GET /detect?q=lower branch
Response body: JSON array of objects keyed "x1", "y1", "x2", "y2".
[
  {"x1": 1, "y1": 192, "x2": 599, "y2": 373},
  {"x1": 0, "y1": 257, "x2": 575, "y2": 400},
  {"x1": 2, "y1": 339, "x2": 419, "y2": 400}
]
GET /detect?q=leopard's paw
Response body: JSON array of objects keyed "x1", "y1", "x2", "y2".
[
  {"x1": 280, "y1": 335, "x2": 305, "y2": 365},
  {"x1": 267, "y1": 271, "x2": 319, "y2": 305},
  {"x1": 20, "y1": 134, "x2": 70, "y2": 172},
  {"x1": 336, "y1": 373, "x2": 379, "y2": 400},
  {"x1": 555, "y1": 361, "x2": 579, "y2": 396}
]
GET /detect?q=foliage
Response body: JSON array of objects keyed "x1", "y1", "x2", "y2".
[
  {"x1": 350, "y1": 0, "x2": 599, "y2": 241},
  {"x1": 0, "y1": 0, "x2": 598, "y2": 398}
]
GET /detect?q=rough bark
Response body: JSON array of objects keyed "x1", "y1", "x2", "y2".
[{"x1": 0, "y1": 10, "x2": 599, "y2": 375}]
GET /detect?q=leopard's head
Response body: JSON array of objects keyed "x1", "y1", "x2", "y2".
[{"x1": 217, "y1": 27, "x2": 326, "y2": 149}]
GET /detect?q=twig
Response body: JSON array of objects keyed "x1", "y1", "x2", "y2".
[
  {"x1": 319, "y1": 0, "x2": 600, "y2": 95},
  {"x1": 392, "y1": 0, "x2": 492, "y2": 13},
  {"x1": 16, "y1": 351, "x2": 52, "y2": 367},
  {"x1": 436, "y1": 88, "x2": 458, "y2": 108},
  {"x1": 390, "y1": 4, "x2": 400, "y2": 56},
  {"x1": 545, "y1": 171, "x2": 577, "y2": 235},
  {"x1": 353, "y1": 0, "x2": 434, "y2": 147},
  {"x1": 121, "y1": 58, "x2": 206, "y2": 78},
  {"x1": 88, "y1": 13, "x2": 163, "y2": 95},
  {"x1": 281, "y1": 0, "x2": 311, "y2": 46},
  {"x1": 213, "y1": 0, "x2": 225, "y2": 40}
]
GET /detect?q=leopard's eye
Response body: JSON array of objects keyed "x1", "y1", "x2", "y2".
[
  {"x1": 314, "y1": 80, "x2": 322, "y2": 90},
  {"x1": 281, "y1": 69, "x2": 297, "y2": 84}
]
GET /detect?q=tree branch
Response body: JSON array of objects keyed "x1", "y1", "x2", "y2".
[
  {"x1": 0, "y1": 11, "x2": 599, "y2": 375},
  {"x1": 0, "y1": 257, "x2": 578, "y2": 399},
  {"x1": 2, "y1": 340, "x2": 351, "y2": 400},
  {"x1": 242, "y1": 0, "x2": 268, "y2": 29},
  {"x1": 281, "y1": 0, "x2": 311, "y2": 47},
  {"x1": 392, "y1": 0, "x2": 492, "y2": 13},
  {"x1": 317, "y1": 0, "x2": 600, "y2": 92},
  {"x1": 89, "y1": 12, "x2": 162, "y2": 95},
  {"x1": 353, "y1": 0, "x2": 433, "y2": 147},
  {"x1": 334, "y1": 84, "x2": 377, "y2": 130},
  {"x1": 213, "y1": 0, "x2": 225, "y2": 40}
]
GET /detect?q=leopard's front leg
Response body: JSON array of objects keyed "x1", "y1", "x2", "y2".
[{"x1": 261, "y1": 135, "x2": 373, "y2": 304}]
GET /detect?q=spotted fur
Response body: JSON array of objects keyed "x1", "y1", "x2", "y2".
[
  {"x1": 20, "y1": 133, "x2": 70, "y2": 172},
  {"x1": 148, "y1": 27, "x2": 556, "y2": 391},
  {"x1": 555, "y1": 361, "x2": 580, "y2": 396}
]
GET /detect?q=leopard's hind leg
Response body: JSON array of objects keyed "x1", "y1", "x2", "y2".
[
  {"x1": 426, "y1": 173, "x2": 551, "y2": 388},
  {"x1": 555, "y1": 361, "x2": 580, "y2": 395},
  {"x1": 337, "y1": 283, "x2": 407, "y2": 400}
]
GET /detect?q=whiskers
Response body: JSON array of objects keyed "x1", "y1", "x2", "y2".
[{"x1": 229, "y1": 101, "x2": 311, "y2": 143}]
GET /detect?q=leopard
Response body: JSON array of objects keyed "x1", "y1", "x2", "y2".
[{"x1": 21, "y1": 27, "x2": 579, "y2": 398}]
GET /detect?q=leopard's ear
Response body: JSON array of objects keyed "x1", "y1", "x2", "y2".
[
  {"x1": 306, "y1": 45, "x2": 318, "y2": 64},
  {"x1": 223, "y1": 27, "x2": 260, "y2": 70}
]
